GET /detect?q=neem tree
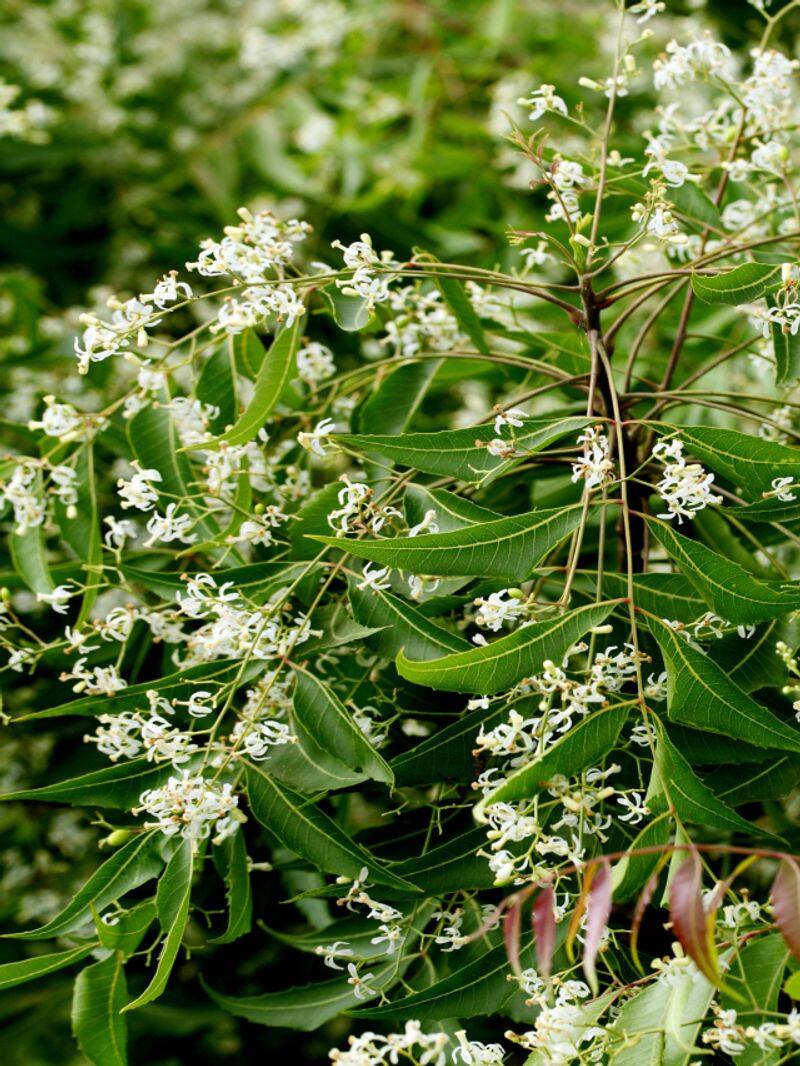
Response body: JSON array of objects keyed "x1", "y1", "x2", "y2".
[{"x1": 5, "y1": 1, "x2": 800, "y2": 1062}]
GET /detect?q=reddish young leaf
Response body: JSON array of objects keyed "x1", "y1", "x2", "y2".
[
  {"x1": 503, "y1": 898, "x2": 522, "y2": 976},
  {"x1": 669, "y1": 849, "x2": 720, "y2": 986},
  {"x1": 772, "y1": 857, "x2": 800, "y2": 959},
  {"x1": 582, "y1": 860, "x2": 612, "y2": 993},
  {"x1": 532, "y1": 883, "x2": 556, "y2": 981}
]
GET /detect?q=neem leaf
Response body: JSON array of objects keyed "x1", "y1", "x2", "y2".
[
  {"x1": 292, "y1": 668, "x2": 393, "y2": 785},
  {"x1": 646, "y1": 518, "x2": 800, "y2": 624},
  {"x1": 123, "y1": 838, "x2": 193, "y2": 1012},
  {"x1": 334, "y1": 414, "x2": 593, "y2": 483},
  {"x1": 397, "y1": 601, "x2": 618, "y2": 695},
  {"x1": 669, "y1": 849, "x2": 720, "y2": 986},
  {"x1": 312, "y1": 504, "x2": 586, "y2": 582},
  {"x1": 0, "y1": 945, "x2": 96, "y2": 991},
  {"x1": 475, "y1": 701, "x2": 630, "y2": 817},
  {"x1": 436, "y1": 275, "x2": 490, "y2": 355},
  {"x1": 691, "y1": 262, "x2": 782, "y2": 305},
  {"x1": 0, "y1": 758, "x2": 177, "y2": 809},
  {"x1": 197, "y1": 316, "x2": 304, "y2": 449},
  {"x1": 245, "y1": 764, "x2": 419, "y2": 893},
  {"x1": 72, "y1": 954, "x2": 128, "y2": 1066},
  {"x1": 348, "y1": 579, "x2": 471, "y2": 662},
  {"x1": 649, "y1": 615, "x2": 800, "y2": 753},
  {"x1": 210, "y1": 831, "x2": 252, "y2": 945},
  {"x1": 772, "y1": 857, "x2": 800, "y2": 959}
]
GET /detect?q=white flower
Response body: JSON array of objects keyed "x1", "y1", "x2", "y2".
[
  {"x1": 36, "y1": 584, "x2": 74, "y2": 615},
  {"x1": 653, "y1": 437, "x2": 722, "y2": 523},
  {"x1": 768, "y1": 476, "x2": 797, "y2": 502},
  {"x1": 315, "y1": 940, "x2": 354, "y2": 970},
  {"x1": 493, "y1": 407, "x2": 525, "y2": 435},
  {"x1": 346, "y1": 962, "x2": 377, "y2": 1000},
  {"x1": 103, "y1": 516, "x2": 138, "y2": 549},
  {"x1": 572, "y1": 426, "x2": 614, "y2": 489},
  {"x1": 298, "y1": 417, "x2": 337, "y2": 457},
  {"x1": 357, "y1": 563, "x2": 393, "y2": 592},
  {"x1": 297, "y1": 341, "x2": 336, "y2": 384},
  {"x1": 117, "y1": 462, "x2": 163, "y2": 511},
  {"x1": 452, "y1": 1030, "x2": 506, "y2": 1064},
  {"x1": 518, "y1": 84, "x2": 568, "y2": 122},
  {"x1": 145, "y1": 504, "x2": 197, "y2": 547},
  {"x1": 28, "y1": 396, "x2": 82, "y2": 439},
  {"x1": 136, "y1": 770, "x2": 242, "y2": 846}
]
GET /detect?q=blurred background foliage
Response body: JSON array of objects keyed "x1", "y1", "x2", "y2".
[{"x1": 0, "y1": 1, "x2": 797, "y2": 1062}]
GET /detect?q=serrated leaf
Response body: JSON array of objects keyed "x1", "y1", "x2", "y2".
[
  {"x1": 612, "y1": 813, "x2": 672, "y2": 903},
  {"x1": 351, "y1": 938, "x2": 524, "y2": 1022},
  {"x1": 649, "y1": 616, "x2": 800, "y2": 753},
  {"x1": 9, "y1": 523, "x2": 53, "y2": 596},
  {"x1": 647, "y1": 518, "x2": 800, "y2": 624},
  {"x1": 398, "y1": 601, "x2": 617, "y2": 695},
  {"x1": 197, "y1": 317, "x2": 304, "y2": 449},
  {"x1": 334, "y1": 414, "x2": 593, "y2": 483},
  {"x1": 245, "y1": 764, "x2": 420, "y2": 893},
  {"x1": 0, "y1": 944, "x2": 96, "y2": 991},
  {"x1": 404, "y1": 484, "x2": 501, "y2": 532},
  {"x1": 769, "y1": 293, "x2": 800, "y2": 385},
  {"x1": 348, "y1": 578, "x2": 470, "y2": 662},
  {"x1": 196, "y1": 344, "x2": 237, "y2": 430},
  {"x1": 603, "y1": 571, "x2": 704, "y2": 623},
  {"x1": 357, "y1": 360, "x2": 439, "y2": 436},
  {"x1": 292, "y1": 668, "x2": 393, "y2": 785},
  {"x1": 704, "y1": 756, "x2": 800, "y2": 805},
  {"x1": 0, "y1": 758, "x2": 179, "y2": 809},
  {"x1": 5, "y1": 831, "x2": 163, "y2": 940},
  {"x1": 721, "y1": 934, "x2": 788, "y2": 1066},
  {"x1": 72, "y1": 954, "x2": 128, "y2": 1066},
  {"x1": 95, "y1": 900, "x2": 156, "y2": 955},
  {"x1": 651, "y1": 730, "x2": 765, "y2": 835},
  {"x1": 475, "y1": 702, "x2": 630, "y2": 817},
  {"x1": 53, "y1": 445, "x2": 101, "y2": 623},
  {"x1": 313, "y1": 504, "x2": 586, "y2": 582},
  {"x1": 390, "y1": 826, "x2": 494, "y2": 894},
  {"x1": 691, "y1": 262, "x2": 782, "y2": 304},
  {"x1": 210, "y1": 832, "x2": 252, "y2": 945},
  {"x1": 123, "y1": 838, "x2": 193, "y2": 1012}
]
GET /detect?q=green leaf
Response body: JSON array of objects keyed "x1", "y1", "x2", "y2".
[
  {"x1": 436, "y1": 275, "x2": 490, "y2": 354},
  {"x1": 53, "y1": 445, "x2": 102, "y2": 623},
  {"x1": 9, "y1": 523, "x2": 53, "y2": 596},
  {"x1": 348, "y1": 579, "x2": 470, "y2": 662},
  {"x1": 203, "y1": 910, "x2": 430, "y2": 1029},
  {"x1": 669, "y1": 182, "x2": 722, "y2": 232},
  {"x1": 606, "y1": 962, "x2": 717, "y2": 1065},
  {"x1": 404, "y1": 484, "x2": 501, "y2": 532},
  {"x1": 334, "y1": 414, "x2": 592, "y2": 483},
  {"x1": 709, "y1": 617, "x2": 800, "y2": 693},
  {"x1": 232, "y1": 328, "x2": 267, "y2": 378},
  {"x1": 210, "y1": 832, "x2": 252, "y2": 945},
  {"x1": 646, "y1": 518, "x2": 800, "y2": 624},
  {"x1": 649, "y1": 616, "x2": 800, "y2": 753},
  {"x1": 245, "y1": 764, "x2": 420, "y2": 893},
  {"x1": 602, "y1": 571, "x2": 704, "y2": 623},
  {"x1": 95, "y1": 900, "x2": 156, "y2": 956},
  {"x1": 691, "y1": 262, "x2": 783, "y2": 305},
  {"x1": 721, "y1": 934, "x2": 789, "y2": 1066},
  {"x1": 475, "y1": 702, "x2": 630, "y2": 818},
  {"x1": 397, "y1": 601, "x2": 618, "y2": 695},
  {"x1": 0, "y1": 757, "x2": 178, "y2": 809},
  {"x1": 769, "y1": 294, "x2": 800, "y2": 386},
  {"x1": 123, "y1": 838, "x2": 193, "y2": 1012},
  {"x1": 357, "y1": 360, "x2": 440, "y2": 436},
  {"x1": 16, "y1": 659, "x2": 249, "y2": 721},
  {"x1": 391, "y1": 826, "x2": 494, "y2": 893},
  {"x1": 0, "y1": 944, "x2": 95, "y2": 991},
  {"x1": 650, "y1": 730, "x2": 766, "y2": 835},
  {"x1": 312, "y1": 504, "x2": 587, "y2": 582},
  {"x1": 391, "y1": 702, "x2": 508, "y2": 787},
  {"x1": 196, "y1": 344, "x2": 237, "y2": 430},
  {"x1": 351, "y1": 938, "x2": 523, "y2": 1022},
  {"x1": 612, "y1": 813, "x2": 672, "y2": 903},
  {"x1": 6, "y1": 832, "x2": 163, "y2": 940},
  {"x1": 319, "y1": 286, "x2": 374, "y2": 332},
  {"x1": 72, "y1": 954, "x2": 128, "y2": 1066},
  {"x1": 197, "y1": 316, "x2": 304, "y2": 449},
  {"x1": 703, "y1": 756, "x2": 800, "y2": 805},
  {"x1": 292, "y1": 668, "x2": 393, "y2": 785}
]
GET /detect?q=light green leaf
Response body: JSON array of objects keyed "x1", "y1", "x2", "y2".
[
  {"x1": 404, "y1": 484, "x2": 501, "y2": 532},
  {"x1": 196, "y1": 316, "x2": 304, "y2": 449},
  {"x1": 612, "y1": 813, "x2": 672, "y2": 903},
  {"x1": 334, "y1": 414, "x2": 592, "y2": 483},
  {"x1": 721, "y1": 934, "x2": 789, "y2": 1066},
  {"x1": 95, "y1": 900, "x2": 156, "y2": 956},
  {"x1": 9, "y1": 524, "x2": 53, "y2": 596},
  {"x1": 397, "y1": 601, "x2": 618, "y2": 695},
  {"x1": 646, "y1": 518, "x2": 800, "y2": 624},
  {"x1": 196, "y1": 343, "x2": 237, "y2": 430},
  {"x1": 602, "y1": 571, "x2": 704, "y2": 623},
  {"x1": 769, "y1": 294, "x2": 800, "y2": 386},
  {"x1": 475, "y1": 702, "x2": 630, "y2": 818},
  {"x1": 357, "y1": 360, "x2": 440, "y2": 436},
  {"x1": 320, "y1": 286, "x2": 374, "y2": 332},
  {"x1": 53, "y1": 445, "x2": 101, "y2": 623},
  {"x1": 691, "y1": 262, "x2": 782, "y2": 305},
  {"x1": 123, "y1": 838, "x2": 193, "y2": 1012},
  {"x1": 312, "y1": 504, "x2": 587, "y2": 582},
  {"x1": 245, "y1": 764, "x2": 420, "y2": 893},
  {"x1": 0, "y1": 944, "x2": 95, "y2": 991},
  {"x1": 649, "y1": 616, "x2": 800, "y2": 753},
  {"x1": 72, "y1": 954, "x2": 128, "y2": 1066}
]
